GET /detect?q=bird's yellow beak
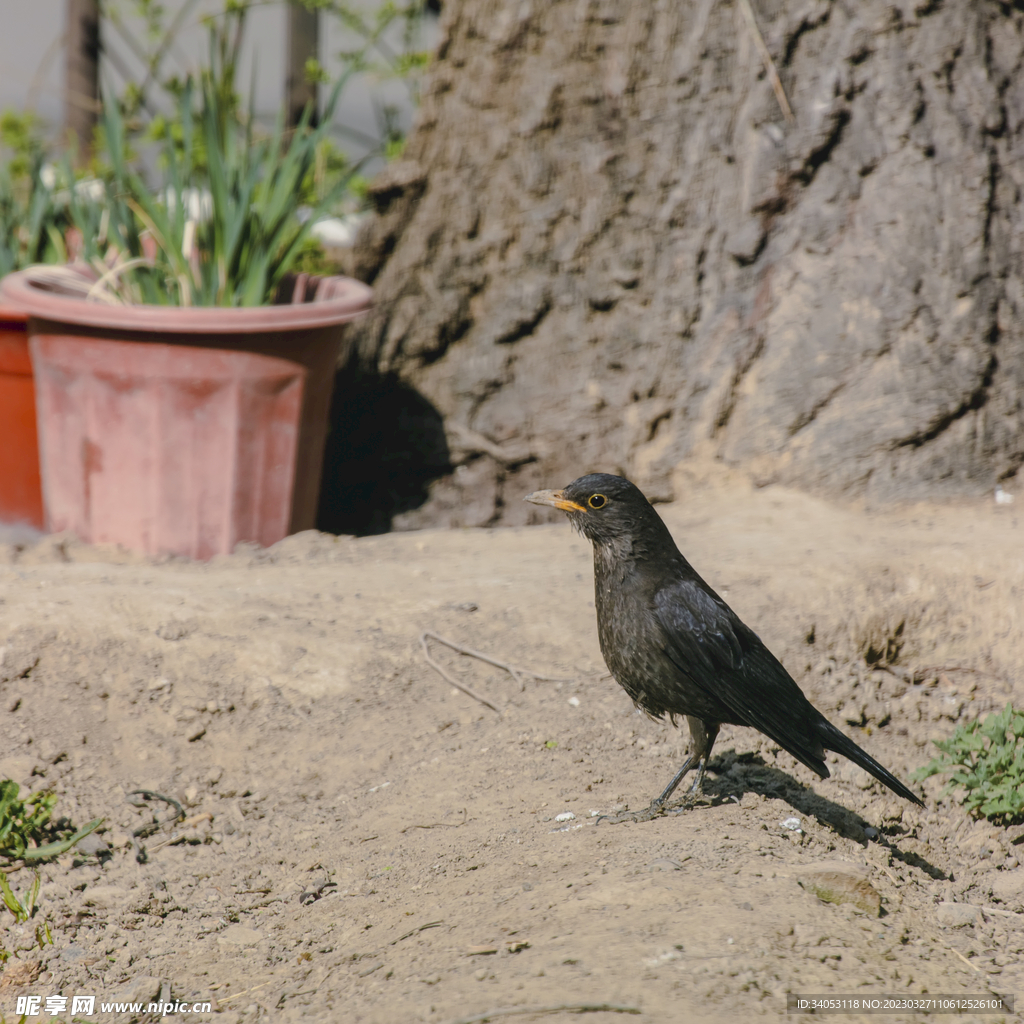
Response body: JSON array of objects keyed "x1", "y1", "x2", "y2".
[{"x1": 524, "y1": 488, "x2": 587, "y2": 513}]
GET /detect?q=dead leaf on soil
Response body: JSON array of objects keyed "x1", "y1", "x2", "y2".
[
  {"x1": 797, "y1": 861, "x2": 882, "y2": 916},
  {"x1": 0, "y1": 959, "x2": 41, "y2": 991}
]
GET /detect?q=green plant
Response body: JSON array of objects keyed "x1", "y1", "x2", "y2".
[
  {"x1": 290, "y1": 235, "x2": 336, "y2": 275},
  {"x1": 110, "y1": 0, "x2": 431, "y2": 184},
  {"x1": 144, "y1": 70, "x2": 359, "y2": 305},
  {"x1": 0, "y1": 110, "x2": 43, "y2": 181},
  {"x1": 0, "y1": 111, "x2": 69, "y2": 276},
  {"x1": 314, "y1": 0, "x2": 434, "y2": 99},
  {"x1": 913, "y1": 704, "x2": 1024, "y2": 824},
  {"x1": 63, "y1": 14, "x2": 365, "y2": 306},
  {"x1": 0, "y1": 871, "x2": 40, "y2": 923},
  {"x1": 0, "y1": 780, "x2": 103, "y2": 865}
]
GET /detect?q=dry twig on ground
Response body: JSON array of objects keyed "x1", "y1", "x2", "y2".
[{"x1": 420, "y1": 631, "x2": 569, "y2": 712}]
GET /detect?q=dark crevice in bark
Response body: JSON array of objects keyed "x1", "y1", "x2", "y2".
[
  {"x1": 781, "y1": 4, "x2": 832, "y2": 68},
  {"x1": 787, "y1": 380, "x2": 849, "y2": 438},
  {"x1": 493, "y1": 298, "x2": 552, "y2": 346},
  {"x1": 911, "y1": 82, "x2": 927, "y2": 125},
  {"x1": 790, "y1": 109, "x2": 851, "y2": 187},
  {"x1": 714, "y1": 333, "x2": 767, "y2": 435},
  {"x1": 417, "y1": 303, "x2": 474, "y2": 368},
  {"x1": 940, "y1": 45, "x2": 963, "y2": 95},
  {"x1": 981, "y1": 157, "x2": 1000, "y2": 250},
  {"x1": 997, "y1": 452, "x2": 1024, "y2": 482},
  {"x1": 892, "y1": 354, "x2": 998, "y2": 451},
  {"x1": 915, "y1": 0, "x2": 945, "y2": 20}
]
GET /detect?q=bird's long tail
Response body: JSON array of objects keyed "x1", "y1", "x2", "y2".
[{"x1": 816, "y1": 719, "x2": 924, "y2": 806}]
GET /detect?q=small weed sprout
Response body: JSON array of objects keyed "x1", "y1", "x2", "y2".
[
  {"x1": 913, "y1": 704, "x2": 1024, "y2": 824},
  {"x1": 0, "y1": 870, "x2": 40, "y2": 923}
]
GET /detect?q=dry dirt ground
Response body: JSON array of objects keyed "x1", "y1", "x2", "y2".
[{"x1": 1, "y1": 473, "x2": 1023, "y2": 1024}]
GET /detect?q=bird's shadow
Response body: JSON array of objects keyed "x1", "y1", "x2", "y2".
[{"x1": 670, "y1": 749, "x2": 948, "y2": 881}]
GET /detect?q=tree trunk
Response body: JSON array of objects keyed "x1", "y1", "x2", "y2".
[
  {"x1": 286, "y1": 1, "x2": 319, "y2": 127},
  {"x1": 64, "y1": 0, "x2": 100, "y2": 167},
  {"x1": 345, "y1": 0, "x2": 1024, "y2": 530}
]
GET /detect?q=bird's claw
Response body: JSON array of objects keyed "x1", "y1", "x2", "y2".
[
  {"x1": 595, "y1": 775, "x2": 716, "y2": 823},
  {"x1": 596, "y1": 801, "x2": 668, "y2": 825},
  {"x1": 663, "y1": 795, "x2": 711, "y2": 814}
]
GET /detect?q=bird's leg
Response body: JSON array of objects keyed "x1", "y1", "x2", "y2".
[
  {"x1": 650, "y1": 753, "x2": 700, "y2": 808},
  {"x1": 597, "y1": 720, "x2": 720, "y2": 825},
  {"x1": 686, "y1": 758, "x2": 709, "y2": 798},
  {"x1": 652, "y1": 719, "x2": 719, "y2": 811}
]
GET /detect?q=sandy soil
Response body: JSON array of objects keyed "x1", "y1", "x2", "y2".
[{"x1": 1, "y1": 474, "x2": 1023, "y2": 1024}]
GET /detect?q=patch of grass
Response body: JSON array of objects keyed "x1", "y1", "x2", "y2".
[
  {"x1": 0, "y1": 779, "x2": 103, "y2": 864},
  {"x1": 914, "y1": 704, "x2": 1024, "y2": 824}
]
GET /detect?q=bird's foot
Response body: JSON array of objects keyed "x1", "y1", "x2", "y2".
[
  {"x1": 657, "y1": 783, "x2": 715, "y2": 814},
  {"x1": 596, "y1": 800, "x2": 669, "y2": 825},
  {"x1": 662, "y1": 795, "x2": 712, "y2": 814}
]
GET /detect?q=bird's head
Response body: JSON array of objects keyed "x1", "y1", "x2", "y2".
[{"x1": 524, "y1": 473, "x2": 662, "y2": 545}]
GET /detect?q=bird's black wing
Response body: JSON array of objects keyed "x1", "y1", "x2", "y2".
[
  {"x1": 652, "y1": 580, "x2": 745, "y2": 674},
  {"x1": 653, "y1": 580, "x2": 828, "y2": 775}
]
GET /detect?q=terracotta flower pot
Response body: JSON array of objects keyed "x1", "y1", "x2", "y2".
[
  {"x1": 0, "y1": 305, "x2": 44, "y2": 529},
  {"x1": 0, "y1": 270, "x2": 371, "y2": 560}
]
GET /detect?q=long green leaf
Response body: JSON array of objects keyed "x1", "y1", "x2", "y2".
[{"x1": 22, "y1": 818, "x2": 104, "y2": 862}]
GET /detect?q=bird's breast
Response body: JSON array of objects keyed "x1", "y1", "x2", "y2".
[
  {"x1": 593, "y1": 570, "x2": 671, "y2": 710},
  {"x1": 592, "y1": 555, "x2": 738, "y2": 724}
]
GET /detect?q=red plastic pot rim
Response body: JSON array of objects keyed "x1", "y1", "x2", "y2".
[
  {"x1": 0, "y1": 305, "x2": 28, "y2": 326},
  {"x1": 0, "y1": 269, "x2": 372, "y2": 334}
]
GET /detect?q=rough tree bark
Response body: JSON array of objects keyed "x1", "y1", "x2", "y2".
[
  {"x1": 345, "y1": 0, "x2": 1024, "y2": 529},
  {"x1": 65, "y1": 0, "x2": 101, "y2": 167},
  {"x1": 286, "y1": 1, "x2": 319, "y2": 128}
]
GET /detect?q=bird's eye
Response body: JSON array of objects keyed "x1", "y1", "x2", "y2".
[{"x1": 588, "y1": 493, "x2": 607, "y2": 509}]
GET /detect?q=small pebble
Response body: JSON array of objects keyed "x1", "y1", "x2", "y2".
[
  {"x1": 936, "y1": 902, "x2": 981, "y2": 928},
  {"x1": 568, "y1": 697, "x2": 580, "y2": 707},
  {"x1": 780, "y1": 817, "x2": 802, "y2": 833},
  {"x1": 555, "y1": 812, "x2": 576, "y2": 822},
  {"x1": 648, "y1": 858, "x2": 682, "y2": 872},
  {"x1": 75, "y1": 834, "x2": 110, "y2": 857},
  {"x1": 81, "y1": 885, "x2": 126, "y2": 910}
]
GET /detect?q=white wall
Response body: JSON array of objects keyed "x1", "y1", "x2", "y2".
[{"x1": 0, "y1": 1, "x2": 436, "y2": 169}]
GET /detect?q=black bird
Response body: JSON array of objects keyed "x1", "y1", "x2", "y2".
[{"x1": 525, "y1": 473, "x2": 923, "y2": 819}]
